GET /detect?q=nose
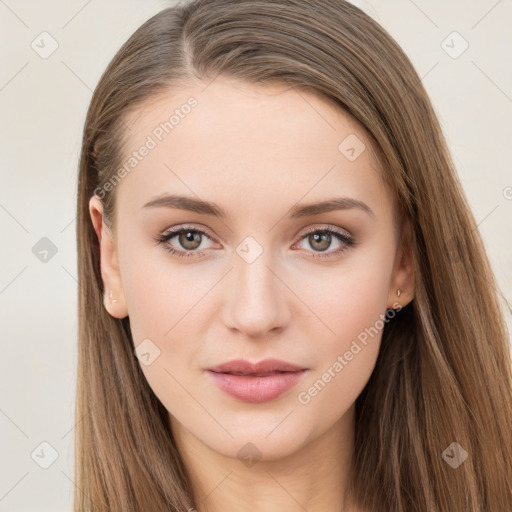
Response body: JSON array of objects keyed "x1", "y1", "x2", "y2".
[{"x1": 220, "y1": 247, "x2": 291, "y2": 339}]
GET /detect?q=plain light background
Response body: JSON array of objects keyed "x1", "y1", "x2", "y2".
[{"x1": 0, "y1": 1, "x2": 510, "y2": 510}]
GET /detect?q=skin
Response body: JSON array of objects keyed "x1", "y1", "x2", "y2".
[{"x1": 90, "y1": 76, "x2": 414, "y2": 512}]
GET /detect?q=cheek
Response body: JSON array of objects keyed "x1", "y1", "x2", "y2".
[
  {"x1": 117, "y1": 231, "x2": 209, "y2": 346},
  {"x1": 294, "y1": 234, "x2": 394, "y2": 349},
  {"x1": 292, "y1": 242, "x2": 394, "y2": 414},
  {"x1": 293, "y1": 287, "x2": 386, "y2": 430},
  {"x1": 119, "y1": 251, "x2": 210, "y2": 415},
  {"x1": 118, "y1": 244, "x2": 222, "y2": 411}
]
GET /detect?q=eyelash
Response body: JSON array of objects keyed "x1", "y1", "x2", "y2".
[{"x1": 153, "y1": 224, "x2": 356, "y2": 260}]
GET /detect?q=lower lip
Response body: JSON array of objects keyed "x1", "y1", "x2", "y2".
[{"x1": 207, "y1": 370, "x2": 307, "y2": 403}]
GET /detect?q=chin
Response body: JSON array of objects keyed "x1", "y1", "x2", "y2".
[{"x1": 212, "y1": 432, "x2": 309, "y2": 464}]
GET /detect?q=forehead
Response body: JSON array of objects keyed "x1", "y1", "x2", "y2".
[{"x1": 115, "y1": 76, "x2": 390, "y2": 223}]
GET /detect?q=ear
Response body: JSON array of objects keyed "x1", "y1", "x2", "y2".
[
  {"x1": 387, "y1": 217, "x2": 415, "y2": 309},
  {"x1": 89, "y1": 195, "x2": 128, "y2": 319}
]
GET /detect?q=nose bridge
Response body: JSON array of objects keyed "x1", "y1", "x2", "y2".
[{"x1": 222, "y1": 239, "x2": 290, "y2": 337}]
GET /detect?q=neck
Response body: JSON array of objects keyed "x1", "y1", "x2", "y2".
[{"x1": 171, "y1": 405, "x2": 358, "y2": 512}]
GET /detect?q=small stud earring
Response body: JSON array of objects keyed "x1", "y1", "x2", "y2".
[
  {"x1": 105, "y1": 290, "x2": 117, "y2": 304},
  {"x1": 397, "y1": 289, "x2": 401, "y2": 297}
]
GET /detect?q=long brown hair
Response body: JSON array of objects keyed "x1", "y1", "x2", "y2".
[{"x1": 75, "y1": 1, "x2": 512, "y2": 510}]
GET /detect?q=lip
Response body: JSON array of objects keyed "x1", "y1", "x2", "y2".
[
  {"x1": 208, "y1": 358, "x2": 306, "y2": 375},
  {"x1": 206, "y1": 358, "x2": 308, "y2": 403}
]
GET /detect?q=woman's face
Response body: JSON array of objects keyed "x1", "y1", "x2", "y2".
[{"x1": 90, "y1": 76, "x2": 412, "y2": 462}]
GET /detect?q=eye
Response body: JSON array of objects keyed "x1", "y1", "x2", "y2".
[
  {"x1": 153, "y1": 224, "x2": 356, "y2": 260},
  {"x1": 292, "y1": 226, "x2": 356, "y2": 259},
  {"x1": 153, "y1": 225, "x2": 217, "y2": 258}
]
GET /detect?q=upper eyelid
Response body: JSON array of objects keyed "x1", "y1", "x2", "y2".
[
  {"x1": 162, "y1": 224, "x2": 217, "y2": 240},
  {"x1": 299, "y1": 224, "x2": 352, "y2": 239}
]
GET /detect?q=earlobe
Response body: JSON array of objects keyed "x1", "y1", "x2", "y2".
[{"x1": 88, "y1": 195, "x2": 129, "y2": 319}]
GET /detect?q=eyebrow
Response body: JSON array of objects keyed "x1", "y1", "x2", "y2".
[{"x1": 142, "y1": 194, "x2": 375, "y2": 219}]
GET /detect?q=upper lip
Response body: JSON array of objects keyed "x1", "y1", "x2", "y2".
[{"x1": 207, "y1": 358, "x2": 306, "y2": 375}]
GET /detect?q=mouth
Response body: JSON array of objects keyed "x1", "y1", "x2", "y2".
[
  {"x1": 207, "y1": 358, "x2": 306, "y2": 375},
  {"x1": 206, "y1": 359, "x2": 308, "y2": 403},
  {"x1": 215, "y1": 370, "x2": 292, "y2": 377}
]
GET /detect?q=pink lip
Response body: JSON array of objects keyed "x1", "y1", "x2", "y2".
[{"x1": 206, "y1": 358, "x2": 307, "y2": 403}]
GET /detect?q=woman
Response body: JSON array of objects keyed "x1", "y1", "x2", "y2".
[{"x1": 75, "y1": 0, "x2": 512, "y2": 510}]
